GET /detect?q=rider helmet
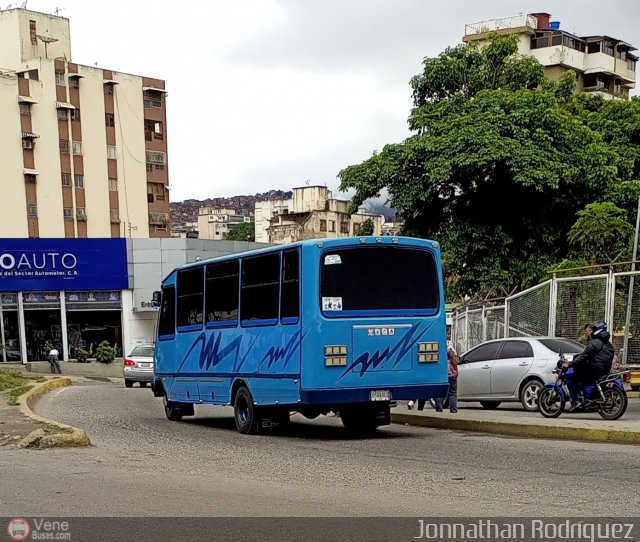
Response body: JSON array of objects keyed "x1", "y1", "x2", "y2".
[{"x1": 588, "y1": 321, "x2": 607, "y2": 336}]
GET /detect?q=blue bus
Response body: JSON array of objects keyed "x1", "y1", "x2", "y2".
[{"x1": 152, "y1": 236, "x2": 448, "y2": 434}]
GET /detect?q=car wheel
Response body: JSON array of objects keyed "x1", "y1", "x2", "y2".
[
  {"x1": 139, "y1": 382, "x2": 148, "y2": 388},
  {"x1": 124, "y1": 380, "x2": 133, "y2": 388},
  {"x1": 480, "y1": 401, "x2": 501, "y2": 409},
  {"x1": 520, "y1": 379, "x2": 544, "y2": 412}
]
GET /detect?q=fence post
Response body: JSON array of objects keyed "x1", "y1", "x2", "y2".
[
  {"x1": 464, "y1": 306, "x2": 470, "y2": 353},
  {"x1": 548, "y1": 275, "x2": 558, "y2": 337},
  {"x1": 503, "y1": 301, "x2": 509, "y2": 338},
  {"x1": 481, "y1": 305, "x2": 487, "y2": 343},
  {"x1": 606, "y1": 266, "x2": 616, "y2": 332}
]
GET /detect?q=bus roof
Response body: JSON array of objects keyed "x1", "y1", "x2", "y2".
[{"x1": 161, "y1": 236, "x2": 439, "y2": 286}]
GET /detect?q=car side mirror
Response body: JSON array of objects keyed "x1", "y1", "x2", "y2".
[{"x1": 458, "y1": 356, "x2": 466, "y2": 365}]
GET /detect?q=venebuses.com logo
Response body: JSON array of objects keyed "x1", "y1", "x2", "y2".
[{"x1": 6, "y1": 518, "x2": 31, "y2": 541}]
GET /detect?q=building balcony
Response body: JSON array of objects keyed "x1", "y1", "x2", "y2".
[
  {"x1": 529, "y1": 45, "x2": 586, "y2": 72},
  {"x1": 585, "y1": 52, "x2": 616, "y2": 76}
]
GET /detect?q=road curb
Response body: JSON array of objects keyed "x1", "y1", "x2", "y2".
[
  {"x1": 391, "y1": 413, "x2": 640, "y2": 446},
  {"x1": 17, "y1": 378, "x2": 91, "y2": 449}
]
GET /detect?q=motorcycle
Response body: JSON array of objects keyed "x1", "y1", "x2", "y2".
[{"x1": 537, "y1": 354, "x2": 629, "y2": 420}]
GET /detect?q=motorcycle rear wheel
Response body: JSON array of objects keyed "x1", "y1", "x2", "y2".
[
  {"x1": 538, "y1": 387, "x2": 565, "y2": 418},
  {"x1": 598, "y1": 388, "x2": 628, "y2": 421}
]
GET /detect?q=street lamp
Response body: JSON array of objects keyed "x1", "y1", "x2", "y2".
[{"x1": 622, "y1": 194, "x2": 640, "y2": 365}]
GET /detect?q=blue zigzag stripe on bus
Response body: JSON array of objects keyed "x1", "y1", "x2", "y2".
[
  {"x1": 177, "y1": 332, "x2": 257, "y2": 372},
  {"x1": 338, "y1": 322, "x2": 433, "y2": 381},
  {"x1": 259, "y1": 329, "x2": 307, "y2": 370}
]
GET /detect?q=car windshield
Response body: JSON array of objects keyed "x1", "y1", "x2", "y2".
[
  {"x1": 538, "y1": 338, "x2": 585, "y2": 354},
  {"x1": 130, "y1": 346, "x2": 154, "y2": 357}
]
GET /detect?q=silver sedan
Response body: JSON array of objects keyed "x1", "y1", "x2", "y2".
[
  {"x1": 456, "y1": 337, "x2": 585, "y2": 411},
  {"x1": 123, "y1": 344, "x2": 155, "y2": 388}
]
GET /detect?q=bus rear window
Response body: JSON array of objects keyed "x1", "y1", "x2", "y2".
[{"x1": 320, "y1": 247, "x2": 439, "y2": 316}]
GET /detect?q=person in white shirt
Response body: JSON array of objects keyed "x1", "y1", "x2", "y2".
[{"x1": 48, "y1": 347, "x2": 61, "y2": 374}]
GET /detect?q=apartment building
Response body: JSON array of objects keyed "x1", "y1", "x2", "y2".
[
  {"x1": 255, "y1": 186, "x2": 385, "y2": 245},
  {"x1": 463, "y1": 12, "x2": 637, "y2": 99},
  {"x1": 0, "y1": 7, "x2": 171, "y2": 238},
  {"x1": 197, "y1": 207, "x2": 253, "y2": 240}
]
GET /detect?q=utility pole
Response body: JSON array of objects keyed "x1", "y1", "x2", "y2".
[{"x1": 622, "y1": 194, "x2": 640, "y2": 365}]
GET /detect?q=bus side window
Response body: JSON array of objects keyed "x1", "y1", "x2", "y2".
[
  {"x1": 281, "y1": 249, "x2": 299, "y2": 324},
  {"x1": 205, "y1": 260, "x2": 239, "y2": 326},
  {"x1": 241, "y1": 253, "x2": 280, "y2": 325},
  {"x1": 158, "y1": 286, "x2": 176, "y2": 339},
  {"x1": 177, "y1": 267, "x2": 204, "y2": 331}
]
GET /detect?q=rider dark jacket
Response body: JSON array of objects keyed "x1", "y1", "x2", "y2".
[{"x1": 572, "y1": 330, "x2": 614, "y2": 375}]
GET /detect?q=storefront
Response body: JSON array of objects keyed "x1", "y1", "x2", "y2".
[{"x1": 0, "y1": 239, "x2": 128, "y2": 363}]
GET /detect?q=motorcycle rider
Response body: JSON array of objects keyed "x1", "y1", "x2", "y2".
[{"x1": 566, "y1": 321, "x2": 614, "y2": 410}]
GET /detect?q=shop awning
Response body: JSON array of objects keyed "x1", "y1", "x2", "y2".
[
  {"x1": 21, "y1": 132, "x2": 39, "y2": 139},
  {"x1": 103, "y1": 79, "x2": 119, "y2": 85},
  {"x1": 55, "y1": 101, "x2": 76, "y2": 109}
]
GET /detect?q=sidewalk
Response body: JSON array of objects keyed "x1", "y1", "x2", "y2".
[{"x1": 391, "y1": 400, "x2": 640, "y2": 445}]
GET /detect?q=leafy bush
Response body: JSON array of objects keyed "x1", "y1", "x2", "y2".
[
  {"x1": 95, "y1": 341, "x2": 115, "y2": 364},
  {"x1": 74, "y1": 348, "x2": 90, "y2": 363}
]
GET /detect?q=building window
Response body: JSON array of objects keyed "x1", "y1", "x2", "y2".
[
  {"x1": 149, "y1": 212, "x2": 169, "y2": 225},
  {"x1": 352, "y1": 223, "x2": 360, "y2": 234},
  {"x1": 57, "y1": 109, "x2": 68, "y2": 121},
  {"x1": 144, "y1": 119, "x2": 164, "y2": 140},
  {"x1": 29, "y1": 20, "x2": 37, "y2": 45},
  {"x1": 108, "y1": 178, "x2": 118, "y2": 191},
  {"x1": 154, "y1": 164, "x2": 165, "y2": 171},
  {"x1": 107, "y1": 146, "x2": 117, "y2": 160},
  {"x1": 68, "y1": 76, "x2": 79, "y2": 88},
  {"x1": 19, "y1": 102, "x2": 31, "y2": 115},
  {"x1": 55, "y1": 71, "x2": 65, "y2": 86},
  {"x1": 143, "y1": 90, "x2": 163, "y2": 109},
  {"x1": 104, "y1": 83, "x2": 114, "y2": 96},
  {"x1": 147, "y1": 182, "x2": 165, "y2": 203},
  {"x1": 76, "y1": 207, "x2": 87, "y2": 221},
  {"x1": 26, "y1": 204, "x2": 37, "y2": 218},
  {"x1": 24, "y1": 174, "x2": 37, "y2": 183},
  {"x1": 71, "y1": 109, "x2": 81, "y2": 122},
  {"x1": 340, "y1": 222, "x2": 349, "y2": 234},
  {"x1": 110, "y1": 209, "x2": 120, "y2": 223},
  {"x1": 63, "y1": 208, "x2": 73, "y2": 221},
  {"x1": 72, "y1": 141, "x2": 82, "y2": 155},
  {"x1": 18, "y1": 69, "x2": 39, "y2": 81},
  {"x1": 329, "y1": 220, "x2": 335, "y2": 232},
  {"x1": 319, "y1": 219, "x2": 327, "y2": 232},
  {"x1": 61, "y1": 173, "x2": 71, "y2": 187},
  {"x1": 145, "y1": 163, "x2": 153, "y2": 173},
  {"x1": 105, "y1": 113, "x2": 115, "y2": 127},
  {"x1": 74, "y1": 174, "x2": 84, "y2": 188},
  {"x1": 152, "y1": 224, "x2": 168, "y2": 233},
  {"x1": 22, "y1": 139, "x2": 34, "y2": 150},
  {"x1": 146, "y1": 150, "x2": 166, "y2": 165}
]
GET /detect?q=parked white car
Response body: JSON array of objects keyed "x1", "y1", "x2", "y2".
[{"x1": 457, "y1": 337, "x2": 585, "y2": 411}]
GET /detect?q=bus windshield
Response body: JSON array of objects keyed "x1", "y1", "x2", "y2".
[{"x1": 320, "y1": 246, "x2": 439, "y2": 316}]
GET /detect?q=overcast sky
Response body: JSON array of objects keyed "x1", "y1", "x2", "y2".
[{"x1": 26, "y1": 0, "x2": 640, "y2": 202}]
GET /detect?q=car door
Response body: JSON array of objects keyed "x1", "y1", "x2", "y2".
[
  {"x1": 457, "y1": 341, "x2": 503, "y2": 398},
  {"x1": 490, "y1": 340, "x2": 534, "y2": 397}
]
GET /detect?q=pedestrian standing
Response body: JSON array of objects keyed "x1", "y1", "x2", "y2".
[
  {"x1": 48, "y1": 347, "x2": 61, "y2": 374},
  {"x1": 434, "y1": 326, "x2": 458, "y2": 413}
]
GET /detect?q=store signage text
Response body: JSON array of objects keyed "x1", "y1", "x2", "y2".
[{"x1": 0, "y1": 252, "x2": 78, "y2": 278}]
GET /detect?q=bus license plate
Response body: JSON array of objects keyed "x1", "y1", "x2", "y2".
[{"x1": 370, "y1": 390, "x2": 391, "y2": 401}]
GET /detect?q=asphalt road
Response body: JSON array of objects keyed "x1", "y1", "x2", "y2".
[{"x1": 1, "y1": 379, "x2": 639, "y2": 519}]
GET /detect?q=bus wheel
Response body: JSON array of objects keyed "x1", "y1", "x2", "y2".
[
  {"x1": 164, "y1": 396, "x2": 183, "y2": 422},
  {"x1": 340, "y1": 406, "x2": 386, "y2": 435},
  {"x1": 234, "y1": 386, "x2": 260, "y2": 434}
]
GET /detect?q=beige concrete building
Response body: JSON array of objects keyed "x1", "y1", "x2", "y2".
[
  {"x1": 255, "y1": 186, "x2": 384, "y2": 245},
  {"x1": 463, "y1": 12, "x2": 637, "y2": 100},
  {"x1": 0, "y1": 7, "x2": 171, "y2": 238},
  {"x1": 197, "y1": 207, "x2": 252, "y2": 240}
]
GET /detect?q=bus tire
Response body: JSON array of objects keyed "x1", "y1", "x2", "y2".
[
  {"x1": 340, "y1": 405, "x2": 386, "y2": 434},
  {"x1": 164, "y1": 396, "x2": 183, "y2": 422},
  {"x1": 234, "y1": 386, "x2": 260, "y2": 434}
]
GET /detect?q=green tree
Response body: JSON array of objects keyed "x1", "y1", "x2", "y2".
[
  {"x1": 355, "y1": 218, "x2": 374, "y2": 236},
  {"x1": 568, "y1": 202, "x2": 634, "y2": 264},
  {"x1": 339, "y1": 34, "x2": 638, "y2": 299},
  {"x1": 223, "y1": 222, "x2": 255, "y2": 242}
]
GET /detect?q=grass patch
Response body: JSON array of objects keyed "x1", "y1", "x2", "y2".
[
  {"x1": 35, "y1": 421, "x2": 74, "y2": 435},
  {"x1": 0, "y1": 369, "x2": 45, "y2": 405}
]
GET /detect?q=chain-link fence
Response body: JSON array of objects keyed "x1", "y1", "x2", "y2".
[{"x1": 452, "y1": 271, "x2": 640, "y2": 365}]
